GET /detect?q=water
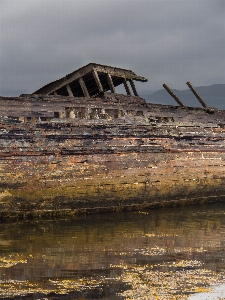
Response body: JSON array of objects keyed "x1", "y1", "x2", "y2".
[{"x1": 0, "y1": 203, "x2": 225, "y2": 299}]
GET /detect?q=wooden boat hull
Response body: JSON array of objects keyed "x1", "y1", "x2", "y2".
[{"x1": 0, "y1": 94, "x2": 225, "y2": 219}]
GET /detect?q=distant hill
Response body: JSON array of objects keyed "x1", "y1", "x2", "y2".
[{"x1": 141, "y1": 84, "x2": 225, "y2": 110}]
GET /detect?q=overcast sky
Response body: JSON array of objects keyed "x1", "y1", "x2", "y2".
[{"x1": 0, "y1": 0, "x2": 224, "y2": 96}]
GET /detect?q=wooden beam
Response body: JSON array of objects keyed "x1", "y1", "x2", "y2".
[
  {"x1": 92, "y1": 70, "x2": 103, "y2": 92},
  {"x1": 34, "y1": 63, "x2": 148, "y2": 95},
  {"x1": 123, "y1": 78, "x2": 131, "y2": 96},
  {"x1": 186, "y1": 82, "x2": 208, "y2": 108},
  {"x1": 129, "y1": 79, "x2": 139, "y2": 96},
  {"x1": 33, "y1": 63, "x2": 148, "y2": 95},
  {"x1": 66, "y1": 84, "x2": 74, "y2": 97},
  {"x1": 94, "y1": 65, "x2": 148, "y2": 82},
  {"x1": 79, "y1": 77, "x2": 90, "y2": 97},
  {"x1": 106, "y1": 73, "x2": 115, "y2": 93},
  {"x1": 35, "y1": 64, "x2": 94, "y2": 95},
  {"x1": 163, "y1": 84, "x2": 185, "y2": 107}
]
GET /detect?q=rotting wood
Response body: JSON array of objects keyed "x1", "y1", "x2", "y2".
[
  {"x1": 78, "y1": 77, "x2": 90, "y2": 98},
  {"x1": 129, "y1": 79, "x2": 139, "y2": 97},
  {"x1": 33, "y1": 63, "x2": 148, "y2": 97},
  {"x1": 106, "y1": 74, "x2": 116, "y2": 93},
  {"x1": 92, "y1": 69, "x2": 103, "y2": 93},
  {"x1": 163, "y1": 83, "x2": 185, "y2": 107},
  {"x1": 186, "y1": 81, "x2": 208, "y2": 109},
  {"x1": 66, "y1": 84, "x2": 74, "y2": 97},
  {"x1": 123, "y1": 78, "x2": 131, "y2": 96},
  {"x1": 0, "y1": 63, "x2": 224, "y2": 220}
]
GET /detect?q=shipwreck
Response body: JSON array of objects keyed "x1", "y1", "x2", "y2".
[{"x1": 0, "y1": 63, "x2": 225, "y2": 219}]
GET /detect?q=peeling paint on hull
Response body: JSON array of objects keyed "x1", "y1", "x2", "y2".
[{"x1": 0, "y1": 93, "x2": 225, "y2": 219}]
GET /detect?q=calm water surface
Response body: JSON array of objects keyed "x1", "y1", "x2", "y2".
[{"x1": 0, "y1": 203, "x2": 225, "y2": 299}]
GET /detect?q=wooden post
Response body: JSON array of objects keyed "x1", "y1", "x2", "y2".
[
  {"x1": 79, "y1": 77, "x2": 90, "y2": 97},
  {"x1": 186, "y1": 82, "x2": 208, "y2": 108},
  {"x1": 163, "y1": 84, "x2": 185, "y2": 107},
  {"x1": 129, "y1": 79, "x2": 139, "y2": 96},
  {"x1": 93, "y1": 70, "x2": 103, "y2": 93},
  {"x1": 66, "y1": 84, "x2": 74, "y2": 97},
  {"x1": 106, "y1": 73, "x2": 116, "y2": 93},
  {"x1": 123, "y1": 78, "x2": 131, "y2": 96}
]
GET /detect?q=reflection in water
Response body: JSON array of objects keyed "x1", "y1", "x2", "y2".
[{"x1": 0, "y1": 203, "x2": 225, "y2": 299}]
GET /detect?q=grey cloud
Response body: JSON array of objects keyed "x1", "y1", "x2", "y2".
[{"x1": 0, "y1": 0, "x2": 224, "y2": 96}]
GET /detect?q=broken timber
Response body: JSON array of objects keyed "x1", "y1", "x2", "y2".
[
  {"x1": 34, "y1": 63, "x2": 147, "y2": 97},
  {"x1": 186, "y1": 81, "x2": 208, "y2": 109},
  {"x1": 163, "y1": 84, "x2": 185, "y2": 107},
  {"x1": 0, "y1": 63, "x2": 225, "y2": 220}
]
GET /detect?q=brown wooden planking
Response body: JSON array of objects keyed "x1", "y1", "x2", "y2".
[{"x1": 0, "y1": 91, "x2": 225, "y2": 219}]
